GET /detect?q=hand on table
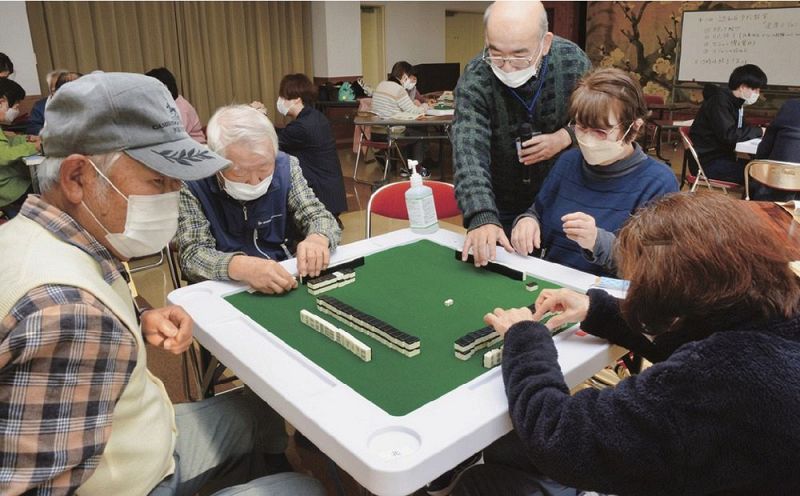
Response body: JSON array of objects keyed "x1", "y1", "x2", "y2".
[
  {"x1": 296, "y1": 233, "x2": 330, "y2": 278},
  {"x1": 27, "y1": 135, "x2": 41, "y2": 152},
  {"x1": 518, "y1": 128, "x2": 572, "y2": 165},
  {"x1": 462, "y1": 224, "x2": 514, "y2": 267},
  {"x1": 250, "y1": 100, "x2": 268, "y2": 115},
  {"x1": 561, "y1": 212, "x2": 598, "y2": 251},
  {"x1": 510, "y1": 217, "x2": 541, "y2": 256},
  {"x1": 484, "y1": 306, "x2": 534, "y2": 337},
  {"x1": 141, "y1": 305, "x2": 194, "y2": 354},
  {"x1": 229, "y1": 255, "x2": 298, "y2": 294},
  {"x1": 531, "y1": 288, "x2": 590, "y2": 331}
]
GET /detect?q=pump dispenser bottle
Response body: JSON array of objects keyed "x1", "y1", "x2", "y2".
[{"x1": 404, "y1": 160, "x2": 438, "y2": 234}]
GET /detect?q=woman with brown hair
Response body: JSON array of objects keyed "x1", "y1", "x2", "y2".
[
  {"x1": 510, "y1": 67, "x2": 678, "y2": 277},
  {"x1": 455, "y1": 191, "x2": 800, "y2": 495},
  {"x1": 273, "y1": 73, "x2": 347, "y2": 221}
]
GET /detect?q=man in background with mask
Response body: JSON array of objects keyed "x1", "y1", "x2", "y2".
[
  {"x1": 0, "y1": 77, "x2": 40, "y2": 218},
  {"x1": 177, "y1": 104, "x2": 341, "y2": 294},
  {"x1": 0, "y1": 72, "x2": 324, "y2": 495},
  {"x1": 452, "y1": 1, "x2": 591, "y2": 268},
  {"x1": 689, "y1": 63, "x2": 767, "y2": 184}
]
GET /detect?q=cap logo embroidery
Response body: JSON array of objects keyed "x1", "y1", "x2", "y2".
[{"x1": 155, "y1": 148, "x2": 214, "y2": 166}]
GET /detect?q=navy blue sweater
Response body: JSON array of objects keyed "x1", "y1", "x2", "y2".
[
  {"x1": 502, "y1": 289, "x2": 800, "y2": 495},
  {"x1": 524, "y1": 147, "x2": 678, "y2": 276}
]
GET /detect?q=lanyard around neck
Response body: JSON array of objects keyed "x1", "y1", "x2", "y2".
[{"x1": 507, "y1": 54, "x2": 550, "y2": 121}]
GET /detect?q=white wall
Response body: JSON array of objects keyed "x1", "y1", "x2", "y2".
[
  {"x1": 0, "y1": 2, "x2": 41, "y2": 96},
  {"x1": 311, "y1": 1, "x2": 363, "y2": 78},
  {"x1": 311, "y1": 1, "x2": 490, "y2": 78},
  {"x1": 375, "y1": 1, "x2": 490, "y2": 67}
]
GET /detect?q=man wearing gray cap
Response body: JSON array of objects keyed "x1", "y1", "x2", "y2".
[{"x1": 0, "y1": 72, "x2": 323, "y2": 496}]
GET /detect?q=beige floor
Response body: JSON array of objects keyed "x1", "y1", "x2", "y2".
[{"x1": 130, "y1": 142, "x2": 687, "y2": 495}]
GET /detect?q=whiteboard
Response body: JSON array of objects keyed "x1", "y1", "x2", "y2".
[{"x1": 678, "y1": 7, "x2": 800, "y2": 87}]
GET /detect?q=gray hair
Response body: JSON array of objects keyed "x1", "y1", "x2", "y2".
[
  {"x1": 46, "y1": 69, "x2": 68, "y2": 90},
  {"x1": 37, "y1": 152, "x2": 122, "y2": 193},
  {"x1": 206, "y1": 104, "x2": 279, "y2": 161},
  {"x1": 483, "y1": 2, "x2": 549, "y2": 37}
]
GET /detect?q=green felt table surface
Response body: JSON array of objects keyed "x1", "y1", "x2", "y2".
[{"x1": 225, "y1": 239, "x2": 561, "y2": 416}]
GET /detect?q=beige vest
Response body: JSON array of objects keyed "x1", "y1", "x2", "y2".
[{"x1": 0, "y1": 215, "x2": 176, "y2": 495}]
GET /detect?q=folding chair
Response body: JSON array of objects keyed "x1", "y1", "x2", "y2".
[
  {"x1": 352, "y1": 117, "x2": 407, "y2": 184},
  {"x1": 678, "y1": 126, "x2": 742, "y2": 194},
  {"x1": 365, "y1": 180, "x2": 461, "y2": 238},
  {"x1": 642, "y1": 94, "x2": 665, "y2": 154},
  {"x1": 744, "y1": 159, "x2": 800, "y2": 200}
]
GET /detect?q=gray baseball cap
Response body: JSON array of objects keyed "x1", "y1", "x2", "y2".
[{"x1": 40, "y1": 71, "x2": 229, "y2": 180}]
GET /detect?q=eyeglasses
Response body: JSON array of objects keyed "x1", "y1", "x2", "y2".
[
  {"x1": 481, "y1": 49, "x2": 536, "y2": 70},
  {"x1": 570, "y1": 121, "x2": 626, "y2": 141}
]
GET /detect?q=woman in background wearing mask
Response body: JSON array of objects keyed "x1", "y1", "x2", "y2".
[
  {"x1": 510, "y1": 68, "x2": 678, "y2": 277},
  {"x1": 1, "y1": 78, "x2": 41, "y2": 218},
  {"x1": 274, "y1": 73, "x2": 347, "y2": 224},
  {"x1": 371, "y1": 61, "x2": 429, "y2": 176}
]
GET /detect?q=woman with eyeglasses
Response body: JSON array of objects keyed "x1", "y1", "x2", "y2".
[
  {"x1": 510, "y1": 67, "x2": 678, "y2": 277},
  {"x1": 454, "y1": 191, "x2": 800, "y2": 495}
]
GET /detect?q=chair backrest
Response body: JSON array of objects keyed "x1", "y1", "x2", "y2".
[
  {"x1": 644, "y1": 94, "x2": 665, "y2": 106},
  {"x1": 745, "y1": 159, "x2": 800, "y2": 199},
  {"x1": 365, "y1": 180, "x2": 461, "y2": 237}
]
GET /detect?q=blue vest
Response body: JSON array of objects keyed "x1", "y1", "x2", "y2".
[{"x1": 186, "y1": 152, "x2": 296, "y2": 261}]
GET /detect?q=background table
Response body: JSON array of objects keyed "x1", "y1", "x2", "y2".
[
  {"x1": 736, "y1": 137, "x2": 761, "y2": 157},
  {"x1": 168, "y1": 229, "x2": 625, "y2": 496}
]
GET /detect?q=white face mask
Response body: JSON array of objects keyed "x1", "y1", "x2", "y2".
[
  {"x1": 276, "y1": 97, "x2": 298, "y2": 116},
  {"x1": 743, "y1": 91, "x2": 759, "y2": 106},
  {"x1": 1, "y1": 102, "x2": 18, "y2": 124},
  {"x1": 576, "y1": 122, "x2": 635, "y2": 166},
  {"x1": 490, "y1": 42, "x2": 545, "y2": 89},
  {"x1": 82, "y1": 160, "x2": 179, "y2": 259},
  {"x1": 403, "y1": 78, "x2": 416, "y2": 91},
  {"x1": 221, "y1": 173, "x2": 272, "y2": 201}
]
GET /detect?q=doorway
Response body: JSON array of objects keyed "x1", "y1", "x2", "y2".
[
  {"x1": 445, "y1": 11, "x2": 485, "y2": 74},
  {"x1": 361, "y1": 5, "x2": 386, "y2": 89}
]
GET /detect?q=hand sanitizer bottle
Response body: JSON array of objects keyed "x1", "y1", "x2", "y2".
[{"x1": 404, "y1": 160, "x2": 438, "y2": 234}]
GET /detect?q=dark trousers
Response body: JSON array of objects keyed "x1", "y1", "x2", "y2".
[
  {"x1": 701, "y1": 157, "x2": 749, "y2": 184},
  {"x1": 452, "y1": 432, "x2": 581, "y2": 496}
]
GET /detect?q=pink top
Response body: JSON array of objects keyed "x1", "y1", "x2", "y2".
[{"x1": 175, "y1": 95, "x2": 206, "y2": 144}]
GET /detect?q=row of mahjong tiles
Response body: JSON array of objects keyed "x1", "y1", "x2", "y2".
[{"x1": 224, "y1": 239, "x2": 567, "y2": 416}]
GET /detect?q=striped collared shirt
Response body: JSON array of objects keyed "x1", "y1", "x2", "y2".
[{"x1": 0, "y1": 195, "x2": 137, "y2": 495}]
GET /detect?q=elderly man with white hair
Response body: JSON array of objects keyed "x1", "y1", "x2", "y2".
[
  {"x1": 453, "y1": 1, "x2": 591, "y2": 268},
  {"x1": 177, "y1": 104, "x2": 341, "y2": 294},
  {"x1": 0, "y1": 72, "x2": 324, "y2": 495}
]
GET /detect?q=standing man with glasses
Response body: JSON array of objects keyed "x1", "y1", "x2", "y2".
[{"x1": 452, "y1": 1, "x2": 591, "y2": 267}]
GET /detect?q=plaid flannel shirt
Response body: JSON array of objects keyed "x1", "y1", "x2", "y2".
[
  {"x1": 0, "y1": 196, "x2": 137, "y2": 495},
  {"x1": 176, "y1": 155, "x2": 342, "y2": 283}
]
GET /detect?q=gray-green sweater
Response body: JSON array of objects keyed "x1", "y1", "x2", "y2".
[{"x1": 452, "y1": 36, "x2": 591, "y2": 230}]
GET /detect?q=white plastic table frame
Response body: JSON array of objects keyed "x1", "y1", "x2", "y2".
[{"x1": 168, "y1": 229, "x2": 625, "y2": 496}]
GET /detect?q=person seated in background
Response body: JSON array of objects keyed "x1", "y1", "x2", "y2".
[
  {"x1": 54, "y1": 70, "x2": 82, "y2": 91},
  {"x1": 1, "y1": 78, "x2": 40, "y2": 218},
  {"x1": 0, "y1": 52, "x2": 13, "y2": 78},
  {"x1": 146, "y1": 66, "x2": 206, "y2": 143},
  {"x1": 27, "y1": 69, "x2": 68, "y2": 136},
  {"x1": 405, "y1": 70, "x2": 427, "y2": 105},
  {"x1": 372, "y1": 60, "x2": 430, "y2": 176},
  {"x1": 689, "y1": 64, "x2": 767, "y2": 184},
  {"x1": 177, "y1": 104, "x2": 341, "y2": 294},
  {"x1": 510, "y1": 68, "x2": 678, "y2": 277},
  {"x1": 273, "y1": 73, "x2": 347, "y2": 223},
  {"x1": 455, "y1": 192, "x2": 800, "y2": 496},
  {"x1": 750, "y1": 99, "x2": 800, "y2": 201},
  {"x1": 0, "y1": 71, "x2": 323, "y2": 496}
]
